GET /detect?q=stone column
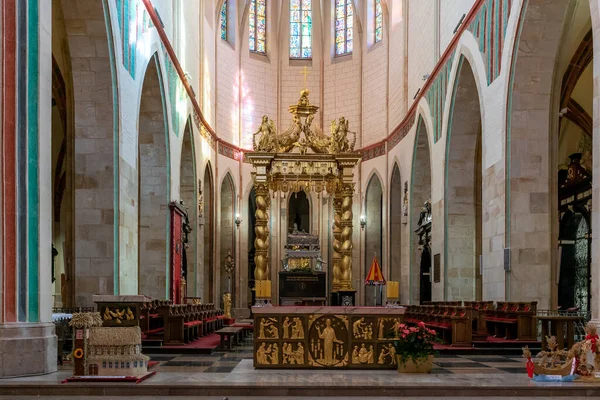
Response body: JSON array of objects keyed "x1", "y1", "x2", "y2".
[
  {"x1": 0, "y1": 0, "x2": 57, "y2": 377},
  {"x1": 254, "y1": 181, "x2": 271, "y2": 281}
]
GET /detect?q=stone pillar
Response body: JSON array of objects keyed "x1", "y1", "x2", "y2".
[
  {"x1": 254, "y1": 181, "x2": 271, "y2": 281},
  {"x1": 0, "y1": 0, "x2": 57, "y2": 377},
  {"x1": 589, "y1": 0, "x2": 600, "y2": 327}
]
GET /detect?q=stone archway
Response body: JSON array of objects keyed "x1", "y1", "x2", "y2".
[
  {"x1": 50, "y1": 54, "x2": 73, "y2": 308},
  {"x1": 411, "y1": 117, "x2": 432, "y2": 305},
  {"x1": 138, "y1": 55, "x2": 169, "y2": 300},
  {"x1": 56, "y1": 0, "x2": 117, "y2": 306},
  {"x1": 389, "y1": 164, "x2": 402, "y2": 285},
  {"x1": 445, "y1": 57, "x2": 483, "y2": 301},
  {"x1": 365, "y1": 174, "x2": 383, "y2": 306},
  {"x1": 180, "y1": 119, "x2": 197, "y2": 296},
  {"x1": 203, "y1": 163, "x2": 215, "y2": 303},
  {"x1": 219, "y1": 173, "x2": 236, "y2": 306},
  {"x1": 508, "y1": 0, "x2": 596, "y2": 310}
]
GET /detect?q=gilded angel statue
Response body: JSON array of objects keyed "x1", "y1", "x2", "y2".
[
  {"x1": 330, "y1": 117, "x2": 354, "y2": 153},
  {"x1": 253, "y1": 115, "x2": 277, "y2": 152}
]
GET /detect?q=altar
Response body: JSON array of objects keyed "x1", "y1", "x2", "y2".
[{"x1": 252, "y1": 306, "x2": 405, "y2": 369}]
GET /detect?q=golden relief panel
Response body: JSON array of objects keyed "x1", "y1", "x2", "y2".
[
  {"x1": 376, "y1": 343, "x2": 398, "y2": 366},
  {"x1": 307, "y1": 315, "x2": 349, "y2": 367},
  {"x1": 377, "y1": 317, "x2": 402, "y2": 340},
  {"x1": 256, "y1": 342, "x2": 279, "y2": 365},
  {"x1": 282, "y1": 316, "x2": 305, "y2": 339},
  {"x1": 350, "y1": 343, "x2": 375, "y2": 365},
  {"x1": 253, "y1": 313, "x2": 404, "y2": 369},
  {"x1": 352, "y1": 317, "x2": 375, "y2": 340},
  {"x1": 102, "y1": 306, "x2": 136, "y2": 326},
  {"x1": 257, "y1": 317, "x2": 279, "y2": 339}
]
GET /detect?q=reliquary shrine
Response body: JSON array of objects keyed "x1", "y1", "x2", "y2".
[{"x1": 247, "y1": 88, "x2": 362, "y2": 306}]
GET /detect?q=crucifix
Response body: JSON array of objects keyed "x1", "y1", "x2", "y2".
[{"x1": 301, "y1": 66, "x2": 309, "y2": 89}]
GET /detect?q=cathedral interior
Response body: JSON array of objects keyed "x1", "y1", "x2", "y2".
[{"x1": 1, "y1": 0, "x2": 600, "y2": 398}]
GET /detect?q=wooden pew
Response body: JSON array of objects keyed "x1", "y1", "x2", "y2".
[{"x1": 481, "y1": 301, "x2": 537, "y2": 341}]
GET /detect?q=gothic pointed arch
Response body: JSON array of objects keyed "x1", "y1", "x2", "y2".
[
  {"x1": 55, "y1": 0, "x2": 118, "y2": 306},
  {"x1": 179, "y1": 118, "x2": 198, "y2": 296},
  {"x1": 365, "y1": 173, "x2": 383, "y2": 306},
  {"x1": 410, "y1": 116, "x2": 432, "y2": 304},
  {"x1": 203, "y1": 161, "x2": 215, "y2": 302},
  {"x1": 138, "y1": 53, "x2": 171, "y2": 300},
  {"x1": 444, "y1": 55, "x2": 483, "y2": 301},
  {"x1": 219, "y1": 172, "x2": 236, "y2": 305},
  {"x1": 389, "y1": 162, "x2": 402, "y2": 286}
]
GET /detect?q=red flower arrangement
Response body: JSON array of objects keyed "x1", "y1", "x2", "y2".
[{"x1": 391, "y1": 321, "x2": 440, "y2": 365}]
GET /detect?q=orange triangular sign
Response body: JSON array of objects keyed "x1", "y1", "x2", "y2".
[{"x1": 365, "y1": 255, "x2": 386, "y2": 285}]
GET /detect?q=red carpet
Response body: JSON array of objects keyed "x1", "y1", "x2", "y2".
[{"x1": 159, "y1": 333, "x2": 221, "y2": 350}]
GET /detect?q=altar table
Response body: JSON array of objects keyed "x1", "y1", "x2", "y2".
[
  {"x1": 538, "y1": 315, "x2": 583, "y2": 350},
  {"x1": 252, "y1": 306, "x2": 405, "y2": 369}
]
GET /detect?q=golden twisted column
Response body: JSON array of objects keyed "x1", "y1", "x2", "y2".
[
  {"x1": 338, "y1": 182, "x2": 355, "y2": 291},
  {"x1": 332, "y1": 196, "x2": 343, "y2": 290},
  {"x1": 253, "y1": 182, "x2": 271, "y2": 281}
]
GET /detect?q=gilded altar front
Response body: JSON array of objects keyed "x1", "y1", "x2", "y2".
[{"x1": 252, "y1": 306, "x2": 405, "y2": 369}]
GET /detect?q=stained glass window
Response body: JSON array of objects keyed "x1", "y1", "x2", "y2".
[
  {"x1": 290, "y1": 0, "x2": 312, "y2": 59},
  {"x1": 374, "y1": 0, "x2": 383, "y2": 43},
  {"x1": 249, "y1": 0, "x2": 267, "y2": 54},
  {"x1": 335, "y1": 0, "x2": 353, "y2": 56},
  {"x1": 220, "y1": 1, "x2": 228, "y2": 41}
]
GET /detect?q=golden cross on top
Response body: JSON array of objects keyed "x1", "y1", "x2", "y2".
[{"x1": 301, "y1": 66, "x2": 309, "y2": 89}]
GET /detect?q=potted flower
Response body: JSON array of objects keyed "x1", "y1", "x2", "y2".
[{"x1": 391, "y1": 321, "x2": 439, "y2": 373}]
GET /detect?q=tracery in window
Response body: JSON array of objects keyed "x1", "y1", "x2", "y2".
[
  {"x1": 290, "y1": 0, "x2": 312, "y2": 59},
  {"x1": 335, "y1": 0, "x2": 353, "y2": 55},
  {"x1": 220, "y1": 1, "x2": 228, "y2": 41},
  {"x1": 249, "y1": 0, "x2": 267, "y2": 53},
  {"x1": 374, "y1": 0, "x2": 383, "y2": 43}
]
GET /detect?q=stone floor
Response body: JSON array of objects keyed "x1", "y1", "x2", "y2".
[
  {"x1": 0, "y1": 397, "x2": 595, "y2": 400},
  {"x1": 1, "y1": 336, "x2": 599, "y2": 397},
  {"x1": 58, "y1": 336, "x2": 528, "y2": 375}
]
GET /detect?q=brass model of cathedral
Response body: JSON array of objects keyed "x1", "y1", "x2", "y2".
[{"x1": 247, "y1": 87, "x2": 361, "y2": 297}]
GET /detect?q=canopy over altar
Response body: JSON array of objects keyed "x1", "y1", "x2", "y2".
[{"x1": 247, "y1": 86, "x2": 361, "y2": 306}]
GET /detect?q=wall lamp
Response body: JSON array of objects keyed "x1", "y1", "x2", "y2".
[
  {"x1": 360, "y1": 215, "x2": 366, "y2": 230},
  {"x1": 235, "y1": 214, "x2": 242, "y2": 229}
]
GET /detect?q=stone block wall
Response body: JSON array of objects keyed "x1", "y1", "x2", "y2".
[
  {"x1": 138, "y1": 60, "x2": 169, "y2": 300},
  {"x1": 62, "y1": 0, "x2": 116, "y2": 307}
]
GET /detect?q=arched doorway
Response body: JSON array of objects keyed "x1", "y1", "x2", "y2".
[
  {"x1": 445, "y1": 57, "x2": 483, "y2": 301},
  {"x1": 559, "y1": 208, "x2": 591, "y2": 311},
  {"x1": 389, "y1": 164, "x2": 402, "y2": 286},
  {"x1": 556, "y1": 25, "x2": 593, "y2": 313},
  {"x1": 180, "y1": 120, "x2": 197, "y2": 296},
  {"x1": 203, "y1": 163, "x2": 215, "y2": 302},
  {"x1": 288, "y1": 191, "x2": 310, "y2": 233},
  {"x1": 220, "y1": 173, "x2": 236, "y2": 306},
  {"x1": 138, "y1": 55, "x2": 169, "y2": 300},
  {"x1": 411, "y1": 117, "x2": 432, "y2": 304},
  {"x1": 365, "y1": 175, "x2": 383, "y2": 306}
]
